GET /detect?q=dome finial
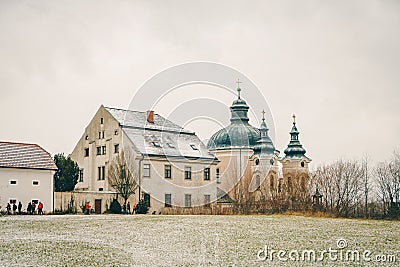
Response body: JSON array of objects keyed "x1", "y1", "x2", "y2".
[
  {"x1": 292, "y1": 114, "x2": 296, "y2": 124},
  {"x1": 262, "y1": 109, "x2": 266, "y2": 121},
  {"x1": 236, "y1": 78, "x2": 242, "y2": 99}
]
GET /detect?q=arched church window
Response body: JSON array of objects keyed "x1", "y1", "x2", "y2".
[
  {"x1": 255, "y1": 159, "x2": 260, "y2": 165},
  {"x1": 270, "y1": 158, "x2": 274, "y2": 165},
  {"x1": 301, "y1": 161, "x2": 305, "y2": 167}
]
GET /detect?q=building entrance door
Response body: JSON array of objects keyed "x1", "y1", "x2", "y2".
[{"x1": 95, "y1": 199, "x2": 102, "y2": 214}]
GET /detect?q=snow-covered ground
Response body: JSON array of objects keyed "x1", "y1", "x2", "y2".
[{"x1": 0, "y1": 215, "x2": 399, "y2": 266}]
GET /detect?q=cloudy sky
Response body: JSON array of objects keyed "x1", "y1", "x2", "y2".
[{"x1": 1, "y1": 0, "x2": 399, "y2": 167}]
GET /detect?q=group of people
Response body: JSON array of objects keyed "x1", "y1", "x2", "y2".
[
  {"x1": 5, "y1": 201, "x2": 44, "y2": 215},
  {"x1": 122, "y1": 202, "x2": 137, "y2": 214}
]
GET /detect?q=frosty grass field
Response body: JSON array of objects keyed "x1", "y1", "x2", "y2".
[{"x1": 0, "y1": 215, "x2": 399, "y2": 266}]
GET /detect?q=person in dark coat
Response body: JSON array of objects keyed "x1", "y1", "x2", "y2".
[
  {"x1": 27, "y1": 202, "x2": 32, "y2": 214},
  {"x1": 6, "y1": 203, "x2": 11, "y2": 215},
  {"x1": 31, "y1": 202, "x2": 36, "y2": 215},
  {"x1": 18, "y1": 202, "x2": 22, "y2": 214},
  {"x1": 12, "y1": 203, "x2": 17, "y2": 215},
  {"x1": 127, "y1": 202, "x2": 131, "y2": 215}
]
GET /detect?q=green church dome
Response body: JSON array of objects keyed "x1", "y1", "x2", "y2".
[{"x1": 207, "y1": 87, "x2": 260, "y2": 150}]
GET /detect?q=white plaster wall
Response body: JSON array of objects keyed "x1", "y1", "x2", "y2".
[{"x1": 0, "y1": 167, "x2": 54, "y2": 212}]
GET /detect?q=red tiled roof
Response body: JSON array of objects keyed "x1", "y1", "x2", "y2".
[{"x1": 0, "y1": 141, "x2": 57, "y2": 170}]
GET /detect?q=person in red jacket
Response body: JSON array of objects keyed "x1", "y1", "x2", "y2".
[
  {"x1": 85, "y1": 202, "x2": 91, "y2": 215},
  {"x1": 38, "y1": 202, "x2": 44, "y2": 215}
]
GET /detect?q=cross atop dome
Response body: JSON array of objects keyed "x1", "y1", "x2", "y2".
[
  {"x1": 236, "y1": 78, "x2": 242, "y2": 99},
  {"x1": 292, "y1": 114, "x2": 296, "y2": 124},
  {"x1": 262, "y1": 109, "x2": 266, "y2": 121}
]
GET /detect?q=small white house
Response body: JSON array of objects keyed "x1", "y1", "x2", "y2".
[{"x1": 0, "y1": 141, "x2": 57, "y2": 213}]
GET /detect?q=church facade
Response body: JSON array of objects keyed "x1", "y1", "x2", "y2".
[{"x1": 208, "y1": 86, "x2": 311, "y2": 211}]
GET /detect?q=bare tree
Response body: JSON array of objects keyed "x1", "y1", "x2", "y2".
[
  {"x1": 362, "y1": 154, "x2": 372, "y2": 218},
  {"x1": 108, "y1": 149, "x2": 139, "y2": 209},
  {"x1": 374, "y1": 151, "x2": 400, "y2": 218}
]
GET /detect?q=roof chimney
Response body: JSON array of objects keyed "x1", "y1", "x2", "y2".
[{"x1": 147, "y1": 110, "x2": 154, "y2": 123}]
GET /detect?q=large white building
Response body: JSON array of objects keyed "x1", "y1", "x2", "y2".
[
  {"x1": 70, "y1": 105, "x2": 218, "y2": 214},
  {"x1": 0, "y1": 141, "x2": 57, "y2": 212}
]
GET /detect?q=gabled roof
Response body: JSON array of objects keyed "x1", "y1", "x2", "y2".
[
  {"x1": 0, "y1": 142, "x2": 57, "y2": 170},
  {"x1": 105, "y1": 107, "x2": 193, "y2": 134},
  {"x1": 105, "y1": 107, "x2": 217, "y2": 161}
]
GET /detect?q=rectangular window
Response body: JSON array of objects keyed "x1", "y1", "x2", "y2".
[
  {"x1": 184, "y1": 166, "x2": 191, "y2": 179},
  {"x1": 216, "y1": 168, "x2": 220, "y2": 184},
  {"x1": 10, "y1": 180, "x2": 17, "y2": 185},
  {"x1": 32, "y1": 199, "x2": 39, "y2": 204},
  {"x1": 9, "y1": 199, "x2": 17, "y2": 204},
  {"x1": 96, "y1": 146, "x2": 101, "y2": 155},
  {"x1": 99, "y1": 131, "x2": 104, "y2": 139},
  {"x1": 99, "y1": 188, "x2": 104, "y2": 191},
  {"x1": 165, "y1": 165, "x2": 171, "y2": 179},
  {"x1": 98, "y1": 131, "x2": 102, "y2": 139},
  {"x1": 114, "y1": 144, "x2": 119, "y2": 154},
  {"x1": 84, "y1": 148, "x2": 89, "y2": 157},
  {"x1": 100, "y1": 117, "x2": 104, "y2": 124},
  {"x1": 98, "y1": 166, "x2": 105, "y2": 180},
  {"x1": 79, "y1": 169, "x2": 84, "y2": 182},
  {"x1": 32, "y1": 180, "x2": 39, "y2": 186},
  {"x1": 165, "y1": 194, "x2": 172, "y2": 207},
  {"x1": 102, "y1": 146, "x2": 106, "y2": 155},
  {"x1": 204, "y1": 194, "x2": 211, "y2": 208},
  {"x1": 143, "y1": 164, "x2": 150, "y2": 177},
  {"x1": 185, "y1": 194, "x2": 192, "y2": 208},
  {"x1": 204, "y1": 168, "x2": 210, "y2": 180},
  {"x1": 98, "y1": 167, "x2": 102, "y2": 180}
]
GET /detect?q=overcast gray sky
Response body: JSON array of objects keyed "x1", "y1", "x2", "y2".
[{"x1": 0, "y1": 0, "x2": 399, "y2": 167}]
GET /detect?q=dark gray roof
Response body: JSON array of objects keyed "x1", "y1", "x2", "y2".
[
  {"x1": 105, "y1": 107, "x2": 216, "y2": 161},
  {"x1": 0, "y1": 142, "x2": 57, "y2": 170}
]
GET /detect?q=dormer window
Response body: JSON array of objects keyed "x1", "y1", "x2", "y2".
[
  {"x1": 190, "y1": 144, "x2": 198, "y2": 150},
  {"x1": 152, "y1": 142, "x2": 161, "y2": 147},
  {"x1": 167, "y1": 143, "x2": 175, "y2": 148}
]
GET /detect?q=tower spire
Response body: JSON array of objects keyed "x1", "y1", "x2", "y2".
[{"x1": 283, "y1": 114, "x2": 307, "y2": 159}]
